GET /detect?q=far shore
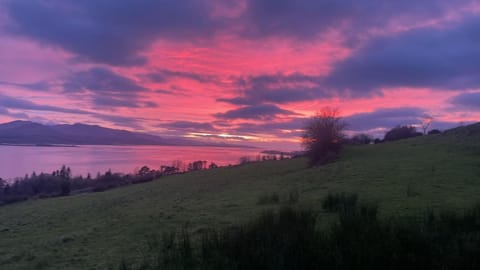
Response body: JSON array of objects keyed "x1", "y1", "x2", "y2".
[
  {"x1": 0, "y1": 143, "x2": 77, "y2": 147},
  {"x1": 0, "y1": 142, "x2": 259, "y2": 149}
]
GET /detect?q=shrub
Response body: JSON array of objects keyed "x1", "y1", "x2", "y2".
[
  {"x1": 348, "y1": 133, "x2": 373, "y2": 145},
  {"x1": 117, "y1": 198, "x2": 480, "y2": 270},
  {"x1": 428, "y1": 129, "x2": 442, "y2": 135},
  {"x1": 384, "y1": 125, "x2": 421, "y2": 141},
  {"x1": 302, "y1": 108, "x2": 346, "y2": 166}
]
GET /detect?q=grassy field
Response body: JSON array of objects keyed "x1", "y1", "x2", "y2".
[{"x1": 1, "y1": 125, "x2": 480, "y2": 269}]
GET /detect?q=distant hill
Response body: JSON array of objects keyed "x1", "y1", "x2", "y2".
[
  {"x1": 0, "y1": 120, "x2": 235, "y2": 146},
  {"x1": 443, "y1": 122, "x2": 480, "y2": 136}
]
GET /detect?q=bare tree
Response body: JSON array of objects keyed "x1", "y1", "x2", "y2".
[
  {"x1": 302, "y1": 107, "x2": 347, "y2": 166},
  {"x1": 420, "y1": 115, "x2": 433, "y2": 135}
]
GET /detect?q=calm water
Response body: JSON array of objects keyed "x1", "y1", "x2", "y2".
[{"x1": 0, "y1": 145, "x2": 263, "y2": 180}]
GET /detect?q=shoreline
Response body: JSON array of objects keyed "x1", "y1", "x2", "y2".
[
  {"x1": 0, "y1": 143, "x2": 77, "y2": 147},
  {"x1": 0, "y1": 143, "x2": 258, "y2": 149}
]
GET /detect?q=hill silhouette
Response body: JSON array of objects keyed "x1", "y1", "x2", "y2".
[{"x1": 0, "y1": 120, "x2": 233, "y2": 146}]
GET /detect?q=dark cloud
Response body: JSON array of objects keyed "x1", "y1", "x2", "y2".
[
  {"x1": 0, "y1": 80, "x2": 50, "y2": 91},
  {"x1": 241, "y1": 0, "x2": 469, "y2": 40},
  {"x1": 160, "y1": 121, "x2": 216, "y2": 132},
  {"x1": 92, "y1": 114, "x2": 142, "y2": 129},
  {"x1": 3, "y1": 0, "x2": 471, "y2": 68},
  {"x1": 0, "y1": 94, "x2": 142, "y2": 129},
  {"x1": 63, "y1": 67, "x2": 156, "y2": 108},
  {"x1": 220, "y1": 14, "x2": 480, "y2": 104},
  {"x1": 343, "y1": 107, "x2": 459, "y2": 135},
  {"x1": 63, "y1": 67, "x2": 146, "y2": 93},
  {"x1": 344, "y1": 107, "x2": 425, "y2": 131},
  {"x1": 214, "y1": 104, "x2": 298, "y2": 120},
  {"x1": 144, "y1": 69, "x2": 217, "y2": 84},
  {"x1": 218, "y1": 13, "x2": 480, "y2": 107},
  {"x1": 0, "y1": 94, "x2": 90, "y2": 115},
  {"x1": 450, "y1": 92, "x2": 480, "y2": 109},
  {"x1": 155, "y1": 89, "x2": 176, "y2": 95},
  {"x1": 188, "y1": 133, "x2": 250, "y2": 141},
  {"x1": 233, "y1": 118, "x2": 305, "y2": 137},
  {"x1": 0, "y1": 106, "x2": 29, "y2": 119},
  {"x1": 92, "y1": 97, "x2": 157, "y2": 108},
  {"x1": 218, "y1": 88, "x2": 318, "y2": 105},
  {"x1": 218, "y1": 73, "x2": 324, "y2": 105},
  {"x1": 326, "y1": 16, "x2": 480, "y2": 94},
  {"x1": 4, "y1": 0, "x2": 218, "y2": 66},
  {"x1": 344, "y1": 108, "x2": 459, "y2": 138},
  {"x1": 235, "y1": 73, "x2": 320, "y2": 87}
]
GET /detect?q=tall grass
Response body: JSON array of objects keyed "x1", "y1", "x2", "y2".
[
  {"x1": 256, "y1": 190, "x2": 300, "y2": 205},
  {"x1": 256, "y1": 193, "x2": 280, "y2": 205},
  {"x1": 321, "y1": 192, "x2": 358, "y2": 212},
  {"x1": 118, "y1": 194, "x2": 480, "y2": 269}
]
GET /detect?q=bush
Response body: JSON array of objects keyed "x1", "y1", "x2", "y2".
[
  {"x1": 302, "y1": 108, "x2": 346, "y2": 166},
  {"x1": 384, "y1": 125, "x2": 421, "y2": 141},
  {"x1": 428, "y1": 129, "x2": 442, "y2": 135},
  {"x1": 117, "y1": 199, "x2": 480, "y2": 270},
  {"x1": 119, "y1": 207, "x2": 319, "y2": 270},
  {"x1": 347, "y1": 133, "x2": 373, "y2": 145}
]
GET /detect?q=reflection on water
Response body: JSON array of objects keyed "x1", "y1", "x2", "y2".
[{"x1": 0, "y1": 145, "x2": 262, "y2": 180}]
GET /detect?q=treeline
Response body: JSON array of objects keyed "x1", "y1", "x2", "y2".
[
  {"x1": 0, "y1": 160, "x2": 220, "y2": 206},
  {"x1": 0, "y1": 153, "x2": 293, "y2": 206},
  {"x1": 116, "y1": 193, "x2": 480, "y2": 270},
  {"x1": 301, "y1": 109, "x2": 445, "y2": 166},
  {"x1": 345, "y1": 125, "x2": 443, "y2": 145},
  {"x1": 239, "y1": 153, "x2": 294, "y2": 165}
]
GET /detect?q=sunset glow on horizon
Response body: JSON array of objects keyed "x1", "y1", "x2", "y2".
[{"x1": 1, "y1": 0, "x2": 480, "y2": 150}]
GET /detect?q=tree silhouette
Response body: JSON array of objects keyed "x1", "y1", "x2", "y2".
[
  {"x1": 302, "y1": 107, "x2": 346, "y2": 166},
  {"x1": 428, "y1": 129, "x2": 441, "y2": 135},
  {"x1": 384, "y1": 125, "x2": 420, "y2": 141},
  {"x1": 420, "y1": 115, "x2": 433, "y2": 135},
  {"x1": 138, "y1": 166, "x2": 152, "y2": 176},
  {"x1": 349, "y1": 133, "x2": 373, "y2": 145}
]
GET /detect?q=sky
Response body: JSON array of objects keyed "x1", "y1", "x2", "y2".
[{"x1": 1, "y1": 0, "x2": 480, "y2": 150}]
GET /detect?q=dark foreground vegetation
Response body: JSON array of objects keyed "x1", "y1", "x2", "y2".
[
  {"x1": 0, "y1": 162, "x2": 207, "y2": 205},
  {"x1": 0, "y1": 165, "x2": 165, "y2": 205},
  {"x1": 0, "y1": 154, "x2": 288, "y2": 206},
  {"x1": 116, "y1": 193, "x2": 480, "y2": 270}
]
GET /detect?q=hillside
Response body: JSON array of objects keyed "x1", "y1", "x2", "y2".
[
  {"x1": 0, "y1": 121, "x2": 226, "y2": 146},
  {"x1": 1, "y1": 124, "x2": 480, "y2": 269}
]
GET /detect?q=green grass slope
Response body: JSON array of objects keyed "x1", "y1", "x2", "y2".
[{"x1": 1, "y1": 124, "x2": 480, "y2": 269}]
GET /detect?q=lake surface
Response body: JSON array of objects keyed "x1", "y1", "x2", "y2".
[{"x1": 0, "y1": 145, "x2": 264, "y2": 180}]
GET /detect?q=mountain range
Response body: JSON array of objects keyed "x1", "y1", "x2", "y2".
[{"x1": 0, "y1": 120, "x2": 232, "y2": 147}]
